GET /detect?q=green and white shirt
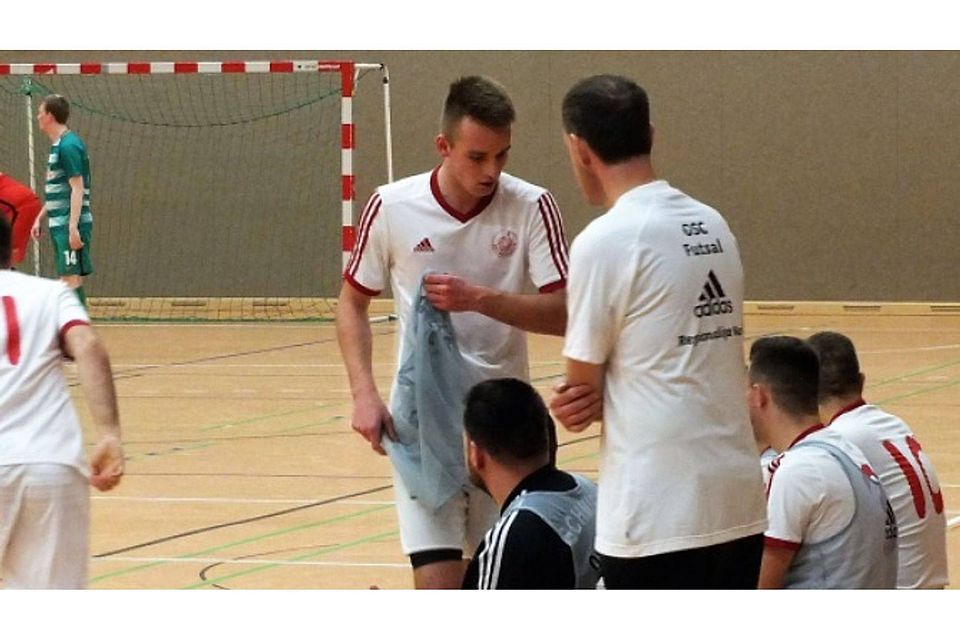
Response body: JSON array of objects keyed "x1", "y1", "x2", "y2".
[{"x1": 44, "y1": 130, "x2": 92, "y2": 228}]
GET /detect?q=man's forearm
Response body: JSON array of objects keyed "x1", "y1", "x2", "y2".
[
  {"x1": 475, "y1": 289, "x2": 566, "y2": 336},
  {"x1": 336, "y1": 294, "x2": 380, "y2": 399},
  {"x1": 75, "y1": 338, "x2": 121, "y2": 438},
  {"x1": 69, "y1": 183, "x2": 83, "y2": 227}
]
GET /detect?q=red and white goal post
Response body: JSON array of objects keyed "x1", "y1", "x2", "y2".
[{"x1": 0, "y1": 59, "x2": 393, "y2": 321}]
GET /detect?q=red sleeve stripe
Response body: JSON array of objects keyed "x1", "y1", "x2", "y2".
[
  {"x1": 539, "y1": 279, "x2": 567, "y2": 293},
  {"x1": 763, "y1": 536, "x2": 801, "y2": 551},
  {"x1": 58, "y1": 319, "x2": 90, "y2": 353},
  {"x1": 345, "y1": 193, "x2": 382, "y2": 277},
  {"x1": 538, "y1": 192, "x2": 569, "y2": 278},
  {"x1": 343, "y1": 272, "x2": 381, "y2": 297}
]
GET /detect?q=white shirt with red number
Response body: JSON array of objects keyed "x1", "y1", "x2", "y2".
[
  {"x1": 765, "y1": 426, "x2": 870, "y2": 548},
  {"x1": 344, "y1": 168, "x2": 568, "y2": 385},
  {"x1": 563, "y1": 180, "x2": 767, "y2": 558},
  {"x1": 0, "y1": 270, "x2": 90, "y2": 474},
  {"x1": 829, "y1": 401, "x2": 949, "y2": 588}
]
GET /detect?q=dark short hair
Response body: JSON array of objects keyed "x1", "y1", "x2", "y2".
[
  {"x1": 0, "y1": 212, "x2": 12, "y2": 268},
  {"x1": 442, "y1": 76, "x2": 515, "y2": 139},
  {"x1": 748, "y1": 336, "x2": 821, "y2": 418},
  {"x1": 806, "y1": 332, "x2": 864, "y2": 401},
  {"x1": 562, "y1": 74, "x2": 652, "y2": 163},
  {"x1": 464, "y1": 378, "x2": 552, "y2": 464},
  {"x1": 41, "y1": 94, "x2": 70, "y2": 124}
]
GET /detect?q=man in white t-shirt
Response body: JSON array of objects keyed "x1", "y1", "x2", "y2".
[
  {"x1": 549, "y1": 74, "x2": 767, "y2": 588},
  {"x1": 337, "y1": 76, "x2": 569, "y2": 589},
  {"x1": 747, "y1": 336, "x2": 898, "y2": 589},
  {"x1": 0, "y1": 214, "x2": 124, "y2": 588},
  {"x1": 807, "y1": 331, "x2": 948, "y2": 589}
]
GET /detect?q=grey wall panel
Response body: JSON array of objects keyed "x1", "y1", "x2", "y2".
[{"x1": 2, "y1": 50, "x2": 957, "y2": 301}]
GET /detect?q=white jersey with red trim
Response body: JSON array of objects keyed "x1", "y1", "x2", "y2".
[
  {"x1": 829, "y1": 402, "x2": 948, "y2": 588},
  {"x1": 345, "y1": 168, "x2": 568, "y2": 383},
  {"x1": 0, "y1": 270, "x2": 90, "y2": 474}
]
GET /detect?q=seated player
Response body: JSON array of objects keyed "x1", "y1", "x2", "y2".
[
  {"x1": 0, "y1": 172, "x2": 42, "y2": 266},
  {"x1": 747, "y1": 336, "x2": 898, "y2": 589},
  {"x1": 461, "y1": 378, "x2": 599, "y2": 589},
  {"x1": 807, "y1": 331, "x2": 948, "y2": 589}
]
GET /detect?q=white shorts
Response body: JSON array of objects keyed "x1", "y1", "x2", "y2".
[
  {"x1": 392, "y1": 466, "x2": 498, "y2": 558},
  {"x1": 0, "y1": 464, "x2": 89, "y2": 589}
]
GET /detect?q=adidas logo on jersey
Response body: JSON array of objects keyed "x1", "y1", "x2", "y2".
[
  {"x1": 693, "y1": 270, "x2": 734, "y2": 317},
  {"x1": 413, "y1": 238, "x2": 435, "y2": 253}
]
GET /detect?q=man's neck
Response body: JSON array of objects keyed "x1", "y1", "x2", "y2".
[
  {"x1": 47, "y1": 123, "x2": 68, "y2": 143},
  {"x1": 770, "y1": 414, "x2": 823, "y2": 452},
  {"x1": 598, "y1": 157, "x2": 657, "y2": 209},
  {"x1": 820, "y1": 394, "x2": 865, "y2": 425},
  {"x1": 436, "y1": 164, "x2": 482, "y2": 214},
  {"x1": 486, "y1": 461, "x2": 548, "y2": 508}
]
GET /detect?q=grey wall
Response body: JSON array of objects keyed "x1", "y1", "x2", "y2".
[{"x1": 3, "y1": 50, "x2": 958, "y2": 301}]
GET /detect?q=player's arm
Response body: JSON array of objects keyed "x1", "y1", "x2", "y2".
[
  {"x1": 31, "y1": 204, "x2": 46, "y2": 239},
  {"x1": 758, "y1": 544, "x2": 797, "y2": 588},
  {"x1": 550, "y1": 358, "x2": 604, "y2": 433},
  {"x1": 67, "y1": 175, "x2": 84, "y2": 250},
  {"x1": 423, "y1": 274, "x2": 566, "y2": 335},
  {"x1": 336, "y1": 281, "x2": 397, "y2": 455},
  {"x1": 62, "y1": 323, "x2": 124, "y2": 491}
]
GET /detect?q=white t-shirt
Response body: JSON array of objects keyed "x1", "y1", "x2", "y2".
[
  {"x1": 829, "y1": 401, "x2": 949, "y2": 588},
  {"x1": 0, "y1": 270, "x2": 90, "y2": 474},
  {"x1": 764, "y1": 426, "x2": 869, "y2": 547},
  {"x1": 345, "y1": 168, "x2": 568, "y2": 385},
  {"x1": 563, "y1": 179, "x2": 767, "y2": 558}
]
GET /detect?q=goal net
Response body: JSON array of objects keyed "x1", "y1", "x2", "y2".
[{"x1": 0, "y1": 60, "x2": 391, "y2": 321}]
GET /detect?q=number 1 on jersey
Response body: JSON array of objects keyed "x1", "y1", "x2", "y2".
[{"x1": 2, "y1": 296, "x2": 21, "y2": 366}]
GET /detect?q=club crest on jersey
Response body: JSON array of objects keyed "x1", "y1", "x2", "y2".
[{"x1": 491, "y1": 230, "x2": 517, "y2": 257}]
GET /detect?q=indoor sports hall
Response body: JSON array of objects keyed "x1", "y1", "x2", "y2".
[{"x1": 0, "y1": 50, "x2": 957, "y2": 589}]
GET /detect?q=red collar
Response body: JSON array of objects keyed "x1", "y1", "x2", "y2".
[
  {"x1": 787, "y1": 423, "x2": 826, "y2": 450},
  {"x1": 430, "y1": 166, "x2": 496, "y2": 223},
  {"x1": 826, "y1": 398, "x2": 866, "y2": 425}
]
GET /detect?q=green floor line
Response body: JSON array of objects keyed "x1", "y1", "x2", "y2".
[
  {"x1": 90, "y1": 503, "x2": 393, "y2": 585},
  {"x1": 199, "y1": 404, "x2": 328, "y2": 432},
  {"x1": 870, "y1": 357, "x2": 960, "y2": 389},
  {"x1": 875, "y1": 376, "x2": 960, "y2": 406},
  {"x1": 182, "y1": 529, "x2": 400, "y2": 589}
]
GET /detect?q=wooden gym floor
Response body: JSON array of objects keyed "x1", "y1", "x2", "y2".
[{"x1": 15, "y1": 310, "x2": 960, "y2": 589}]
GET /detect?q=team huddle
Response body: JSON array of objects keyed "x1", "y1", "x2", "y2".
[
  {"x1": 0, "y1": 75, "x2": 949, "y2": 589},
  {"x1": 337, "y1": 74, "x2": 949, "y2": 590}
]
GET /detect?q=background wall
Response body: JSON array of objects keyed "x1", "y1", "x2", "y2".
[{"x1": 3, "y1": 50, "x2": 957, "y2": 301}]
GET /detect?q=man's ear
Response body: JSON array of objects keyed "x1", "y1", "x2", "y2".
[
  {"x1": 565, "y1": 132, "x2": 594, "y2": 169},
  {"x1": 436, "y1": 133, "x2": 451, "y2": 157},
  {"x1": 467, "y1": 438, "x2": 484, "y2": 469}
]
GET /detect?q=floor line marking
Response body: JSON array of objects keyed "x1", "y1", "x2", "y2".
[{"x1": 94, "y1": 556, "x2": 408, "y2": 569}]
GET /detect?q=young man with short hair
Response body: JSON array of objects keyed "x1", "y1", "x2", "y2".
[
  {"x1": 747, "y1": 336, "x2": 898, "y2": 589},
  {"x1": 337, "y1": 76, "x2": 569, "y2": 589},
  {"x1": 31, "y1": 94, "x2": 94, "y2": 307},
  {"x1": 0, "y1": 214, "x2": 123, "y2": 588},
  {"x1": 461, "y1": 378, "x2": 598, "y2": 589},
  {"x1": 807, "y1": 331, "x2": 948, "y2": 589},
  {"x1": 550, "y1": 74, "x2": 767, "y2": 588}
]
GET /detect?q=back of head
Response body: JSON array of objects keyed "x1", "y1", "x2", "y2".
[
  {"x1": 562, "y1": 74, "x2": 652, "y2": 163},
  {"x1": 806, "y1": 331, "x2": 863, "y2": 401},
  {"x1": 0, "y1": 209, "x2": 12, "y2": 268},
  {"x1": 464, "y1": 378, "x2": 552, "y2": 465},
  {"x1": 749, "y1": 336, "x2": 820, "y2": 418},
  {"x1": 441, "y1": 76, "x2": 515, "y2": 140},
  {"x1": 42, "y1": 94, "x2": 70, "y2": 124}
]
